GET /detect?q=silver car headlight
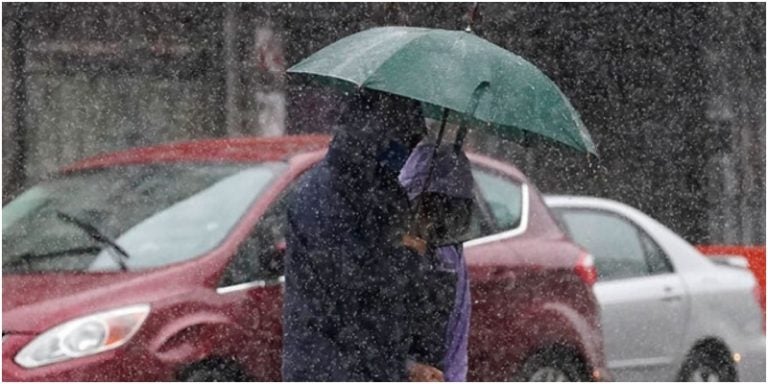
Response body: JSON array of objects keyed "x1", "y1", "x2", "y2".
[{"x1": 15, "y1": 304, "x2": 150, "y2": 368}]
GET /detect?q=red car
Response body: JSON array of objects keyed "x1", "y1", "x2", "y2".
[{"x1": 2, "y1": 135, "x2": 607, "y2": 381}]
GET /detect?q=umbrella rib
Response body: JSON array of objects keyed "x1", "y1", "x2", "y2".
[
  {"x1": 290, "y1": 28, "x2": 430, "y2": 91},
  {"x1": 359, "y1": 30, "x2": 444, "y2": 93},
  {"x1": 359, "y1": 30, "x2": 498, "y2": 121},
  {"x1": 333, "y1": 29, "x2": 426, "y2": 85}
]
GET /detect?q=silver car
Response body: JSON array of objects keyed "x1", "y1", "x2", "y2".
[{"x1": 545, "y1": 195, "x2": 765, "y2": 382}]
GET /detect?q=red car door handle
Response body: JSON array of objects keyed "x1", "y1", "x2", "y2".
[
  {"x1": 492, "y1": 268, "x2": 517, "y2": 291},
  {"x1": 492, "y1": 268, "x2": 516, "y2": 279}
]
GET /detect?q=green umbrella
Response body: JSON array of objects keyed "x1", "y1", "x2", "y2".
[{"x1": 288, "y1": 26, "x2": 597, "y2": 156}]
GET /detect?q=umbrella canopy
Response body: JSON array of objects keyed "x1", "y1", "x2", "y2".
[{"x1": 288, "y1": 26, "x2": 597, "y2": 155}]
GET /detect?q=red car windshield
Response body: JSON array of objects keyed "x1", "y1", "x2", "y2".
[{"x1": 2, "y1": 162, "x2": 287, "y2": 274}]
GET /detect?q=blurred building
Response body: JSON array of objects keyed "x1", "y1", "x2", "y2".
[{"x1": 2, "y1": 3, "x2": 765, "y2": 245}]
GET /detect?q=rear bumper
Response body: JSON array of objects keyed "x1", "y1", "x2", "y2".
[{"x1": 735, "y1": 334, "x2": 766, "y2": 382}]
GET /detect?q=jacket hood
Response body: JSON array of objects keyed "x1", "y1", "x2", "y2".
[
  {"x1": 326, "y1": 91, "x2": 425, "y2": 183},
  {"x1": 399, "y1": 143, "x2": 474, "y2": 201}
]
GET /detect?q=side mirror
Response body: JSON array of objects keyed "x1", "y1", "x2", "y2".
[
  {"x1": 411, "y1": 195, "x2": 474, "y2": 248},
  {"x1": 265, "y1": 240, "x2": 286, "y2": 276}
]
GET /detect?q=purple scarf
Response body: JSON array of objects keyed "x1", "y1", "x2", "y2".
[{"x1": 400, "y1": 143, "x2": 473, "y2": 381}]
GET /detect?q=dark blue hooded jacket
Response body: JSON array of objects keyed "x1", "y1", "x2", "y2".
[{"x1": 282, "y1": 93, "x2": 433, "y2": 381}]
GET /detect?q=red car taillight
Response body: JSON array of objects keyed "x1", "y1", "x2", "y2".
[{"x1": 575, "y1": 252, "x2": 598, "y2": 287}]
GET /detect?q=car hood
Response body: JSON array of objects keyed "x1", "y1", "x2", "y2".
[{"x1": 2, "y1": 271, "x2": 197, "y2": 334}]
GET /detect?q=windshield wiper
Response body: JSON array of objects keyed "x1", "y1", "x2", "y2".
[
  {"x1": 55, "y1": 211, "x2": 130, "y2": 272},
  {"x1": 4, "y1": 246, "x2": 105, "y2": 271}
]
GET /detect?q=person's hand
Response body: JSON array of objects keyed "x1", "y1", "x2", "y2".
[
  {"x1": 403, "y1": 234, "x2": 427, "y2": 256},
  {"x1": 407, "y1": 361, "x2": 444, "y2": 382}
]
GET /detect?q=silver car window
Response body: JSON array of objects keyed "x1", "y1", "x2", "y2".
[
  {"x1": 639, "y1": 230, "x2": 675, "y2": 274},
  {"x1": 558, "y1": 210, "x2": 650, "y2": 281}
]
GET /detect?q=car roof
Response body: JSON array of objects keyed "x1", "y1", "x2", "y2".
[
  {"x1": 63, "y1": 135, "x2": 332, "y2": 172},
  {"x1": 543, "y1": 194, "x2": 655, "y2": 226},
  {"x1": 543, "y1": 194, "x2": 632, "y2": 211},
  {"x1": 543, "y1": 194, "x2": 651, "y2": 228},
  {"x1": 544, "y1": 194, "x2": 716, "y2": 272},
  {"x1": 62, "y1": 134, "x2": 530, "y2": 182}
]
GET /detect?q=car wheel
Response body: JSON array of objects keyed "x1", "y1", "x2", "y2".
[
  {"x1": 516, "y1": 349, "x2": 588, "y2": 382},
  {"x1": 679, "y1": 347, "x2": 737, "y2": 382},
  {"x1": 177, "y1": 358, "x2": 248, "y2": 382}
]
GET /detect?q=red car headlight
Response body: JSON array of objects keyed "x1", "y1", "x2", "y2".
[{"x1": 15, "y1": 304, "x2": 150, "y2": 368}]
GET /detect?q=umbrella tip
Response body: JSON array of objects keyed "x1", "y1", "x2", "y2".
[{"x1": 464, "y1": 2, "x2": 480, "y2": 33}]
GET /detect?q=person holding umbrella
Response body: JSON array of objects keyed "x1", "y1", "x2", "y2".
[
  {"x1": 285, "y1": 23, "x2": 599, "y2": 382},
  {"x1": 400, "y1": 142, "x2": 475, "y2": 382},
  {"x1": 282, "y1": 90, "x2": 445, "y2": 381}
]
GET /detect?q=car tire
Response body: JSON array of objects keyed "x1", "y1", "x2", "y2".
[
  {"x1": 679, "y1": 346, "x2": 737, "y2": 382},
  {"x1": 515, "y1": 348, "x2": 588, "y2": 382},
  {"x1": 177, "y1": 358, "x2": 248, "y2": 382}
]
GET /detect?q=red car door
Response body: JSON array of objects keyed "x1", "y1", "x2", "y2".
[
  {"x1": 214, "y1": 199, "x2": 289, "y2": 380},
  {"x1": 463, "y1": 166, "x2": 530, "y2": 380}
]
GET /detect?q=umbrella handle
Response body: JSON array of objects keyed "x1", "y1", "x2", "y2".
[
  {"x1": 408, "y1": 108, "x2": 449, "y2": 239},
  {"x1": 433, "y1": 107, "x2": 449, "y2": 148},
  {"x1": 417, "y1": 108, "x2": 449, "y2": 201},
  {"x1": 465, "y1": 3, "x2": 480, "y2": 33},
  {"x1": 455, "y1": 81, "x2": 490, "y2": 150}
]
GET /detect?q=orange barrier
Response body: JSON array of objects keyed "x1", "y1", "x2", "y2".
[{"x1": 697, "y1": 245, "x2": 766, "y2": 314}]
